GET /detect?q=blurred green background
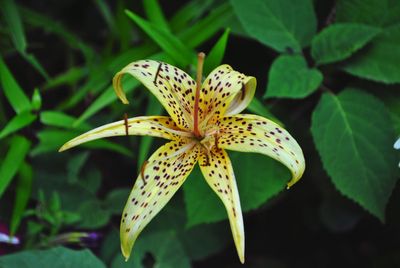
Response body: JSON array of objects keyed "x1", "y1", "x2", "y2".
[{"x1": 1, "y1": 0, "x2": 400, "y2": 267}]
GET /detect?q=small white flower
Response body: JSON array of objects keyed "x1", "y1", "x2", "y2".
[{"x1": 395, "y1": 138, "x2": 400, "y2": 167}]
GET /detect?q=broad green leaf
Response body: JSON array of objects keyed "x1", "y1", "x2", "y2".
[
  {"x1": 67, "y1": 152, "x2": 90, "y2": 184},
  {"x1": 125, "y1": 10, "x2": 194, "y2": 66},
  {"x1": 111, "y1": 231, "x2": 190, "y2": 268},
  {"x1": 230, "y1": 0, "x2": 317, "y2": 52},
  {"x1": 0, "y1": 112, "x2": 36, "y2": 139},
  {"x1": 31, "y1": 129, "x2": 132, "y2": 157},
  {"x1": 341, "y1": 24, "x2": 400, "y2": 84},
  {"x1": 0, "y1": 135, "x2": 31, "y2": 198},
  {"x1": 78, "y1": 200, "x2": 111, "y2": 229},
  {"x1": 137, "y1": 93, "x2": 163, "y2": 172},
  {"x1": 265, "y1": 55, "x2": 323, "y2": 99},
  {"x1": 31, "y1": 88, "x2": 41, "y2": 110},
  {"x1": 247, "y1": 98, "x2": 283, "y2": 126},
  {"x1": 0, "y1": 56, "x2": 31, "y2": 114},
  {"x1": 143, "y1": 0, "x2": 170, "y2": 32},
  {"x1": 103, "y1": 188, "x2": 130, "y2": 214},
  {"x1": 0, "y1": 247, "x2": 106, "y2": 268},
  {"x1": 311, "y1": 23, "x2": 381, "y2": 65},
  {"x1": 204, "y1": 28, "x2": 230, "y2": 75},
  {"x1": 179, "y1": 223, "x2": 230, "y2": 261},
  {"x1": 336, "y1": 0, "x2": 400, "y2": 27},
  {"x1": 178, "y1": 3, "x2": 233, "y2": 49},
  {"x1": 10, "y1": 162, "x2": 32, "y2": 235},
  {"x1": 184, "y1": 152, "x2": 289, "y2": 227},
  {"x1": 311, "y1": 89, "x2": 398, "y2": 221}
]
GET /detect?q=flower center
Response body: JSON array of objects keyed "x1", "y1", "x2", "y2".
[{"x1": 198, "y1": 125, "x2": 219, "y2": 152}]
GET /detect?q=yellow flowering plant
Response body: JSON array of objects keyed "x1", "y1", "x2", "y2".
[{"x1": 60, "y1": 53, "x2": 305, "y2": 263}]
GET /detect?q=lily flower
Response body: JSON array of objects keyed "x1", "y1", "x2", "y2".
[{"x1": 59, "y1": 53, "x2": 305, "y2": 263}]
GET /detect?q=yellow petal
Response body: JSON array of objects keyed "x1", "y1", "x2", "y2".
[
  {"x1": 59, "y1": 116, "x2": 191, "y2": 152},
  {"x1": 121, "y1": 139, "x2": 200, "y2": 260},
  {"x1": 113, "y1": 60, "x2": 197, "y2": 130},
  {"x1": 199, "y1": 65, "x2": 256, "y2": 128},
  {"x1": 217, "y1": 114, "x2": 305, "y2": 188},
  {"x1": 199, "y1": 147, "x2": 245, "y2": 263}
]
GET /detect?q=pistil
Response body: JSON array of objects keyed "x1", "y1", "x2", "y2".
[{"x1": 193, "y1": 52, "x2": 205, "y2": 138}]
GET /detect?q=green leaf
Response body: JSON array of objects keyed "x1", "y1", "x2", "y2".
[
  {"x1": 40, "y1": 111, "x2": 89, "y2": 130},
  {"x1": 111, "y1": 231, "x2": 190, "y2": 268},
  {"x1": 247, "y1": 98, "x2": 283, "y2": 126},
  {"x1": 20, "y1": 6, "x2": 95, "y2": 62},
  {"x1": 0, "y1": 112, "x2": 36, "y2": 139},
  {"x1": 341, "y1": 24, "x2": 400, "y2": 84},
  {"x1": 10, "y1": 162, "x2": 33, "y2": 235},
  {"x1": 1, "y1": 0, "x2": 26, "y2": 51},
  {"x1": 311, "y1": 23, "x2": 381, "y2": 65},
  {"x1": 179, "y1": 223, "x2": 230, "y2": 261},
  {"x1": 0, "y1": 135, "x2": 31, "y2": 198},
  {"x1": 143, "y1": 0, "x2": 170, "y2": 32},
  {"x1": 31, "y1": 88, "x2": 42, "y2": 110},
  {"x1": 125, "y1": 10, "x2": 194, "y2": 66},
  {"x1": 178, "y1": 3, "x2": 233, "y2": 49},
  {"x1": 1, "y1": 0, "x2": 49, "y2": 79},
  {"x1": 31, "y1": 129, "x2": 132, "y2": 157},
  {"x1": 77, "y1": 200, "x2": 111, "y2": 229},
  {"x1": 0, "y1": 56, "x2": 31, "y2": 114},
  {"x1": 230, "y1": 0, "x2": 317, "y2": 52},
  {"x1": 74, "y1": 77, "x2": 139, "y2": 126},
  {"x1": 169, "y1": 0, "x2": 214, "y2": 32},
  {"x1": 336, "y1": 0, "x2": 400, "y2": 27},
  {"x1": 264, "y1": 55, "x2": 323, "y2": 99},
  {"x1": 43, "y1": 67, "x2": 87, "y2": 90},
  {"x1": 93, "y1": 0, "x2": 117, "y2": 35},
  {"x1": 67, "y1": 152, "x2": 90, "y2": 184},
  {"x1": 204, "y1": 28, "x2": 230, "y2": 75},
  {"x1": 0, "y1": 247, "x2": 106, "y2": 268},
  {"x1": 184, "y1": 152, "x2": 289, "y2": 227},
  {"x1": 103, "y1": 188, "x2": 130, "y2": 215},
  {"x1": 311, "y1": 89, "x2": 398, "y2": 221}
]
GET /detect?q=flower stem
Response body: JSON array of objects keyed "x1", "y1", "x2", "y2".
[{"x1": 193, "y1": 52, "x2": 205, "y2": 138}]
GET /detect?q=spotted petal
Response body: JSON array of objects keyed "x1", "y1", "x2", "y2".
[
  {"x1": 121, "y1": 139, "x2": 199, "y2": 260},
  {"x1": 113, "y1": 60, "x2": 197, "y2": 130},
  {"x1": 199, "y1": 65, "x2": 256, "y2": 128},
  {"x1": 59, "y1": 116, "x2": 191, "y2": 152},
  {"x1": 217, "y1": 114, "x2": 305, "y2": 188},
  {"x1": 199, "y1": 147, "x2": 245, "y2": 263}
]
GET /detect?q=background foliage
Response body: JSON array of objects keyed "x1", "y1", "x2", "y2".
[{"x1": 0, "y1": 0, "x2": 400, "y2": 267}]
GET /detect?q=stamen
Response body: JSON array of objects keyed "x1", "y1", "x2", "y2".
[
  {"x1": 193, "y1": 52, "x2": 205, "y2": 138},
  {"x1": 240, "y1": 82, "x2": 245, "y2": 100},
  {"x1": 154, "y1": 62, "x2": 162, "y2": 84},
  {"x1": 124, "y1": 113, "x2": 129, "y2": 135},
  {"x1": 214, "y1": 133, "x2": 219, "y2": 149},
  {"x1": 140, "y1": 160, "x2": 148, "y2": 185}
]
